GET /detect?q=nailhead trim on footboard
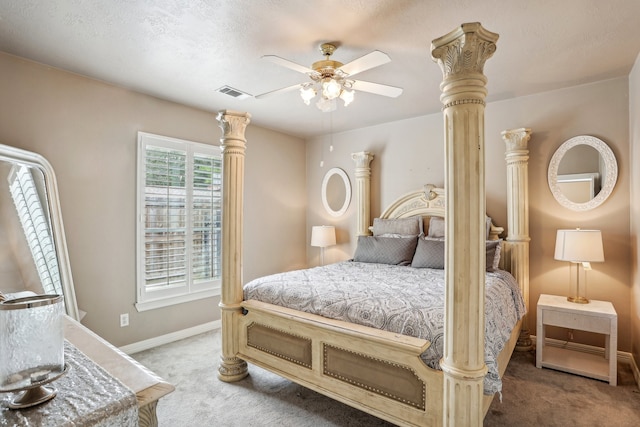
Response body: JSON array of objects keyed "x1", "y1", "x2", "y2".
[
  {"x1": 246, "y1": 322, "x2": 313, "y2": 368},
  {"x1": 323, "y1": 344, "x2": 426, "y2": 410}
]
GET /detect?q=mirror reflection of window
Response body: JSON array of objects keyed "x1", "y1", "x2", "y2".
[
  {"x1": 8, "y1": 165, "x2": 62, "y2": 295},
  {"x1": 557, "y1": 145, "x2": 603, "y2": 198},
  {"x1": 557, "y1": 173, "x2": 598, "y2": 203}
]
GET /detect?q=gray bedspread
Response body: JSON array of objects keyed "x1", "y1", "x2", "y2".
[{"x1": 243, "y1": 261, "x2": 525, "y2": 395}]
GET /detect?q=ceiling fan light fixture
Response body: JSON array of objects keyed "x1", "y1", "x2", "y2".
[
  {"x1": 316, "y1": 97, "x2": 337, "y2": 113},
  {"x1": 260, "y1": 43, "x2": 401, "y2": 112},
  {"x1": 321, "y1": 77, "x2": 342, "y2": 100},
  {"x1": 340, "y1": 88, "x2": 354, "y2": 106},
  {"x1": 300, "y1": 84, "x2": 317, "y2": 105}
]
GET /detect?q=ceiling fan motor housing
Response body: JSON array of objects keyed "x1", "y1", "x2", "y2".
[{"x1": 312, "y1": 59, "x2": 344, "y2": 78}]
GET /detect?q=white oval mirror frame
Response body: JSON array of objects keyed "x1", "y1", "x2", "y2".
[
  {"x1": 321, "y1": 167, "x2": 351, "y2": 217},
  {"x1": 548, "y1": 135, "x2": 618, "y2": 211}
]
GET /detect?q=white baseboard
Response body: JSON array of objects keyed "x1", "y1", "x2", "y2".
[{"x1": 119, "y1": 320, "x2": 221, "y2": 355}]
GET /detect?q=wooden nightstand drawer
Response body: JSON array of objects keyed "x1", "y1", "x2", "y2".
[{"x1": 542, "y1": 309, "x2": 612, "y2": 334}]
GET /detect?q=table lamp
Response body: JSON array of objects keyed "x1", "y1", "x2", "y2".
[
  {"x1": 311, "y1": 225, "x2": 336, "y2": 266},
  {"x1": 554, "y1": 229, "x2": 604, "y2": 304}
]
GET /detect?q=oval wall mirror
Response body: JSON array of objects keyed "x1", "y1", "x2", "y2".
[
  {"x1": 548, "y1": 135, "x2": 618, "y2": 211},
  {"x1": 321, "y1": 167, "x2": 351, "y2": 217}
]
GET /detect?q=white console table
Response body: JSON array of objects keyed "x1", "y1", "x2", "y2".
[{"x1": 536, "y1": 294, "x2": 617, "y2": 385}]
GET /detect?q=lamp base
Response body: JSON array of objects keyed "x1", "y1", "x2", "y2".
[
  {"x1": 567, "y1": 296, "x2": 589, "y2": 304},
  {"x1": 9, "y1": 385, "x2": 57, "y2": 409}
]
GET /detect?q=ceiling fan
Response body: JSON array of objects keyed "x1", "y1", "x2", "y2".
[{"x1": 256, "y1": 43, "x2": 403, "y2": 112}]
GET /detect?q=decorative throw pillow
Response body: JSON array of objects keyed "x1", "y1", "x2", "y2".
[
  {"x1": 411, "y1": 237, "x2": 501, "y2": 271},
  {"x1": 427, "y1": 216, "x2": 445, "y2": 238},
  {"x1": 486, "y1": 240, "x2": 502, "y2": 271},
  {"x1": 353, "y1": 236, "x2": 418, "y2": 266},
  {"x1": 372, "y1": 217, "x2": 421, "y2": 237},
  {"x1": 485, "y1": 215, "x2": 493, "y2": 239},
  {"x1": 411, "y1": 236, "x2": 445, "y2": 269}
]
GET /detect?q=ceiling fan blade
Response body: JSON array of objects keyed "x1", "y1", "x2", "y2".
[
  {"x1": 351, "y1": 80, "x2": 403, "y2": 98},
  {"x1": 262, "y1": 55, "x2": 315, "y2": 75},
  {"x1": 255, "y1": 83, "x2": 303, "y2": 99},
  {"x1": 338, "y1": 50, "x2": 391, "y2": 77}
]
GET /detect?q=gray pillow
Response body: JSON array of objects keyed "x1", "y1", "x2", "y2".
[
  {"x1": 411, "y1": 238, "x2": 502, "y2": 271},
  {"x1": 411, "y1": 237, "x2": 445, "y2": 269},
  {"x1": 353, "y1": 236, "x2": 418, "y2": 265},
  {"x1": 486, "y1": 240, "x2": 501, "y2": 271},
  {"x1": 427, "y1": 216, "x2": 445, "y2": 238},
  {"x1": 372, "y1": 217, "x2": 421, "y2": 237},
  {"x1": 486, "y1": 215, "x2": 493, "y2": 239}
]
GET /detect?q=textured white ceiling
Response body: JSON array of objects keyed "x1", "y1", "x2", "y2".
[{"x1": 1, "y1": 0, "x2": 639, "y2": 138}]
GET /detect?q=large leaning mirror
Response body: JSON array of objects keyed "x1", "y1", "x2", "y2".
[
  {"x1": 548, "y1": 135, "x2": 618, "y2": 211},
  {"x1": 0, "y1": 144, "x2": 80, "y2": 320},
  {"x1": 321, "y1": 167, "x2": 351, "y2": 217}
]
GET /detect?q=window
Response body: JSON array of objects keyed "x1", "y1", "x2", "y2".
[{"x1": 136, "y1": 132, "x2": 222, "y2": 311}]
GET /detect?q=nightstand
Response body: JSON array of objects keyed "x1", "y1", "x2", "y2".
[{"x1": 536, "y1": 294, "x2": 617, "y2": 386}]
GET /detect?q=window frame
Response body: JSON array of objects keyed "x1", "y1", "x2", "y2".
[{"x1": 135, "y1": 132, "x2": 222, "y2": 312}]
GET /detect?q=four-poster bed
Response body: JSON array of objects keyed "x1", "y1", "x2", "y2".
[{"x1": 216, "y1": 23, "x2": 532, "y2": 426}]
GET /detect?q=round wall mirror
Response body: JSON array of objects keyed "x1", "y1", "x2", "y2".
[
  {"x1": 548, "y1": 135, "x2": 617, "y2": 211},
  {"x1": 321, "y1": 167, "x2": 351, "y2": 217}
]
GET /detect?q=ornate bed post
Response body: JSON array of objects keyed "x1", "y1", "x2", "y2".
[
  {"x1": 216, "y1": 110, "x2": 251, "y2": 382},
  {"x1": 432, "y1": 23, "x2": 498, "y2": 427},
  {"x1": 351, "y1": 151, "x2": 374, "y2": 236},
  {"x1": 502, "y1": 128, "x2": 532, "y2": 351}
]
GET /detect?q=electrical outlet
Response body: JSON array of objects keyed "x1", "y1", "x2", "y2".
[{"x1": 120, "y1": 313, "x2": 129, "y2": 327}]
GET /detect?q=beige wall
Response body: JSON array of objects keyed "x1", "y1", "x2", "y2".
[
  {"x1": 0, "y1": 52, "x2": 307, "y2": 346},
  {"x1": 307, "y1": 77, "x2": 633, "y2": 352},
  {"x1": 630, "y1": 53, "x2": 640, "y2": 366}
]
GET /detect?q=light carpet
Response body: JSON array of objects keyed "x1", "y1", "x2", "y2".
[{"x1": 132, "y1": 329, "x2": 640, "y2": 426}]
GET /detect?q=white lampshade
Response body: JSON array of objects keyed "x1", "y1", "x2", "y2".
[
  {"x1": 554, "y1": 229, "x2": 604, "y2": 263},
  {"x1": 311, "y1": 226, "x2": 336, "y2": 248}
]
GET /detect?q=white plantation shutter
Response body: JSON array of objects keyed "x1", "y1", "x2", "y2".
[
  {"x1": 191, "y1": 153, "x2": 222, "y2": 283},
  {"x1": 136, "y1": 133, "x2": 221, "y2": 310}
]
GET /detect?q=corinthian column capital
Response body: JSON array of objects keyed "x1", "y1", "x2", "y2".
[
  {"x1": 501, "y1": 128, "x2": 532, "y2": 152},
  {"x1": 351, "y1": 151, "x2": 374, "y2": 171},
  {"x1": 216, "y1": 110, "x2": 251, "y2": 145},
  {"x1": 431, "y1": 22, "x2": 499, "y2": 80}
]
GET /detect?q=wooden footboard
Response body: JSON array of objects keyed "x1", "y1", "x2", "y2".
[
  {"x1": 239, "y1": 300, "x2": 444, "y2": 426},
  {"x1": 238, "y1": 300, "x2": 521, "y2": 426}
]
